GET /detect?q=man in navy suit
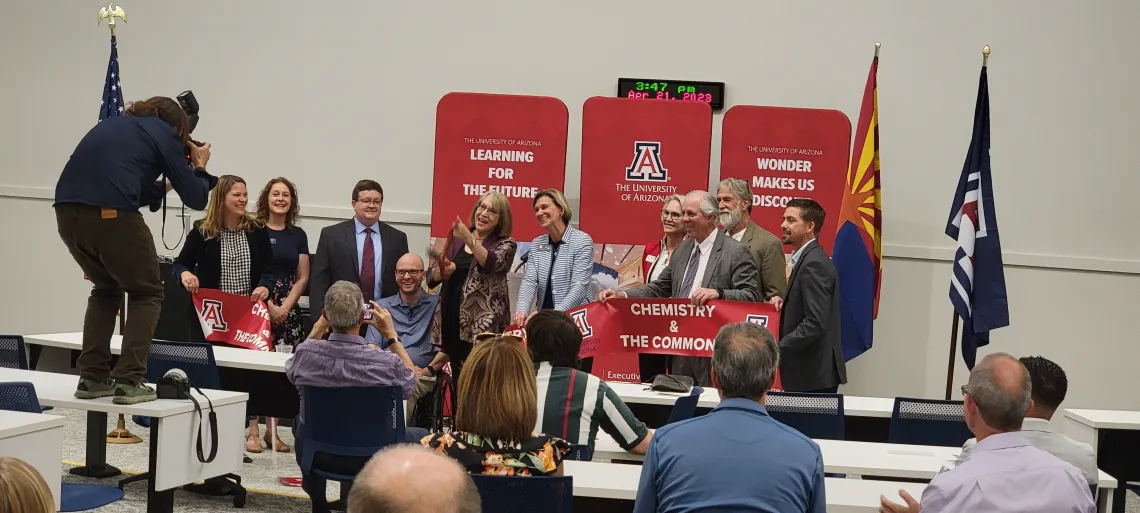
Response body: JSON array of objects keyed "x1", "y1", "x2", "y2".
[{"x1": 310, "y1": 180, "x2": 409, "y2": 339}]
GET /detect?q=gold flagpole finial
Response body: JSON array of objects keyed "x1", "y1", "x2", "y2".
[
  {"x1": 874, "y1": 42, "x2": 881, "y2": 58},
  {"x1": 982, "y1": 45, "x2": 991, "y2": 67},
  {"x1": 97, "y1": 2, "x2": 128, "y2": 37}
]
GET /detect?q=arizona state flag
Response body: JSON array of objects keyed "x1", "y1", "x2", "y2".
[{"x1": 833, "y1": 53, "x2": 882, "y2": 361}]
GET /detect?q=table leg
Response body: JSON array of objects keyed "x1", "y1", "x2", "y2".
[
  {"x1": 146, "y1": 419, "x2": 175, "y2": 513},
  {"x1": 69, "y1": 411, "x2": 122, "y2": 478}
]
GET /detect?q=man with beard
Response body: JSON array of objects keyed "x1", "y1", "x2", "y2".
[{"x1": 716, "y1": 178, "x2": 786, "y2": 301}]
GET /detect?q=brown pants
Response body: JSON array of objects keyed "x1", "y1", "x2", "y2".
[{"x1": 55, "y1": 204, "x2": 163, "y2": 385}]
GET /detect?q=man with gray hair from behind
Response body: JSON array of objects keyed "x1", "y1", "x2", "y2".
[
  {"x1": 633, "y1": 322, "x2": 825, "y2": 513},
  {"x1": 348, "y1": 445, "x2": 481, "y2": 513},
  {"x1": 880, "y1": 353, "x2": 1095, "y2": 513}
]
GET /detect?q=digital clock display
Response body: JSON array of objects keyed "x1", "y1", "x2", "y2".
[{"x1": 617, "y1": 78, "x2": 726, "y2": 110}]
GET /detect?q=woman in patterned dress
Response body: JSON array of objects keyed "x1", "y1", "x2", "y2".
[
  {"x1": 171, "y1": 174, "x2": 277, "y2": 453},
  {"x1": 251, "y1": 177, "x2": 309, "y2": 453},
  {"x1": 421, "y1": 337, "x2": 571, "y2": 476},
  {"x1": 424, "y1": 191, "x2": 517, "y2": 385}
]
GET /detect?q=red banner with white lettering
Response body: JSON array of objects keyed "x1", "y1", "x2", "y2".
[
  {"x1": 191, "y1": 289, "x2": 272, "y2": 351},
  {"x1": 505, "y1": 298, "x2": 782, "y2": 389},
  {"x1": 578, "y1": 97, "x2": 712, "y2": 244},
  {"x1": 720, "y1": 106, "x2": 851, "y2": 255},
  {"x1": 432, "y1": 92, "x2": 569, "y2": 241}
]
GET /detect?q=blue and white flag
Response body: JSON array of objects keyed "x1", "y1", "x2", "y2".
[
  {"x1": 946, "y1": 66, "x2": 1009, "y2": 370},
  {"x1": 99, "y1": 36, "x2": 124, "y2": 121}
]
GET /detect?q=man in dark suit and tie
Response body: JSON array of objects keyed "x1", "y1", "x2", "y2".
[
  {"x1": 771, "y1": 198, "x2": 847, "y2": 393},
  {"x1": 310, "y1": 180, "x2": 410, "y2": 339},
  {"x1": 599, "y1": 190, "x2": 760, "y2": 385}
]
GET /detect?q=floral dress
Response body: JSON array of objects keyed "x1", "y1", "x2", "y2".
[{"x1": 421, "y1": 431, "x2": 571, "y2": 476}]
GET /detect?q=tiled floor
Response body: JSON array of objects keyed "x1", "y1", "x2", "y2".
[{"x1": 51, "y1": 407, "x2": 1140, "y2": 512}]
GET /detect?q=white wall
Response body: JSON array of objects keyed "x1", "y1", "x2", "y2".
[{"x1": 2, "y1": 0, "x2": 1138, "y2": 409}]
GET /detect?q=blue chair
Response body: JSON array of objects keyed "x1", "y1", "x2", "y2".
[
  {"x1": 471, "y1": 475, "x2": 573, "y2": 513},
  {"x1": 888, "y1": 397, "x2": 973, "y2": 447},
  {"x1": 567, "y1": 444, "x2": 592, "y2": 461},
  {"x1": 0, "y1": 335, "x2": 28, "y2": 370},
  {"x1": 766, "y1": 391, "x2": 845, "y2": 440},
  {"x1": 0, "y1": 381, "x2": 124, "y2": 511},
  {"x1": 299, "y1": 386, "x2": 406, "y2": 511},
  {"x1": 121, "y1": 341, "x2": 245, "y2": 508},
  {"x1": 665, "y1": 385, "x2": 704, "y2": 425}
]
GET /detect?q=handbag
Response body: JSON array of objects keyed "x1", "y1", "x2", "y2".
[{"x1": 649, "y1": 374, "x2": 694, "y2": 393}]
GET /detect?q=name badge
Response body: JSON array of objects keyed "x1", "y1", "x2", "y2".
[{"x1": 645, "y1": 255, "x2": 657, "y2": 263}]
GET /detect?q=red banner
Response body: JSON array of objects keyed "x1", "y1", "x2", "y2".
[
  {"x1": 720, "y1": 106, "x2": 851, "y2": 255},
  {"x1": 191, "y1": 289, "x2": 272, "y2": 351},
  {"x1": 578, "y1": 97, "x2": 712, "y2": 244},
  {"x1": 506, "y1": 298, "x2": 782, "y2": 389},
  {"x1": 432, "y1": 92, "x2": 569, "y2": 241}
]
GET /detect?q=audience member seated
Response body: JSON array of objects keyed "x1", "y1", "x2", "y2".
[
  {"x1": 373, "y1": 253, "x2": 439, "y2": 418},
  {"x1": 348, "y1": 445, "x2": 481, "y2": 513},
  {"x1": 880, "y1": 353, "x2": 1095, "y2": 513},
  {"x1": 526, "y1": 310, "x2": 652, "y2": 455},
  {"x1": 955, "y1": 355, "x2": 1097, "y2": 486},
  {"x1": 422, "y1": 336, "x2": 571, "y2": 475},
  {"x1": 0, "y1": 457, "x2": 54, "y2": 513},
  {"x1": 634, "y1": 322, "x2": 825, "y2": 513}
]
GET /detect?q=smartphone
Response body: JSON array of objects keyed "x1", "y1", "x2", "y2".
[{"x1": 362, "y1": 302, "x2": 374, "y2": 321}]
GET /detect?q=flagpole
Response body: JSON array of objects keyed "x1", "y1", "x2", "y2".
[{"x1": 944, "y1": 45, "x2": 990, "y2": 401}]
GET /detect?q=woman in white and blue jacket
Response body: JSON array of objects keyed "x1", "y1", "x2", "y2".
[{"x1": 514, "y1": 189, "x2": 595, "y2": 327}]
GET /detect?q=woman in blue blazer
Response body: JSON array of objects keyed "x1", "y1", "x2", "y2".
[{"x1": 514, "y1": 189, "x2": 595, "y2": 326}]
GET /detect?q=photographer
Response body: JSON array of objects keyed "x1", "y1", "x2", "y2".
[{"x1": 54, "y1": 95, "x2": 215, "y2": 404}]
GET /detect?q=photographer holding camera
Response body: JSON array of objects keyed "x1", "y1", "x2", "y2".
[{"x1": 54, "y1": 95, "x2": 216, "y2": 404}]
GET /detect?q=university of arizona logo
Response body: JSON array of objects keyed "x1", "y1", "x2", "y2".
[
  {"x1": 745, "y1": 314, "x2": 769, "y2": 327},
  {"x1": 625, "y1": 141, "x2": 668, "y2": 182},
  {"x1": 199, "y1": 299, "x2": 227, "y2": 332},
  {"x1": 571, "y1": 310, "x2": 594, "y2": 338}
]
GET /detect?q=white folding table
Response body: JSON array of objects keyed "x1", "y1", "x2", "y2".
[{"x1": 0, "y1": 410, "x2": 64, "y2": 508}]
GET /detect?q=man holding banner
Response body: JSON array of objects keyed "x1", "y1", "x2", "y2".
[{"x1": 599, "y1": 191, "x2": 760, "y2": 385}]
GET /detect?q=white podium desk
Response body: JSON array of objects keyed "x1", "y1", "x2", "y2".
[
  {"x1": 0, "y1": 368, "x2": 247, "y2": 513},
  {"x1": 0, "y1": 410, "x2": 64, "y2": 508},
  {"x1": 604, "y1": 382, "x2": 895, "y2": 419}
]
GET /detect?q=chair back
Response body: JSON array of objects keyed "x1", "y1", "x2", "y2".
[
  {"x1": 0, "y1": 335, "x2": 28, "y2": 370},
  {"x1": 0, "y1": 382, "x2": 42, "y2": 412},
  {"x1": 471, "y1": 475, "x2": 573, "y2": 513},
  {"x1": 888, "y1": 397, "x2": 973, "y2": 447},
  {"x1": 567, "y1": 444, "x2": 592, "y2": 461},
  {"x1": 765, "y1": 391, "x2": 845, "y2": 440},
  {"x1": 666, "y1": 385, "x2": 704, "y2": 425},
  {"x1": 146, "y1": 340, "x2": 221, "y2": 389},
  {"x1": 299, "y1": 386, "x2": 405, "y2": 481}
]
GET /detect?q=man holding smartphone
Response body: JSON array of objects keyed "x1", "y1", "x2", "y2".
[{"x1": 54, "y1": 96, "x2": 216, "y2": 404}]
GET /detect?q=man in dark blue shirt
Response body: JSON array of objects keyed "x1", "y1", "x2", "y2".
[
  {"x1": 634, "y1": 322, "x2": 826, "y2": 513},
  {"x1": 54, "y1": 96, "x2": 215, "y2": 404}
]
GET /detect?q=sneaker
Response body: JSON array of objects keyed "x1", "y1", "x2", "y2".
[
  {"x1": 74, "y1": 378, "x2": 116, "y2": 399},
  {"x1": 113, "y1": 381, "x2": 157, "y2": 405}
]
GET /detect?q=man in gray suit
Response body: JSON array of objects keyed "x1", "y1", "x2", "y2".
[
  {"x1": 716, "y1": 178, "x2": 787, "y2": 301},
  {"x1": 772, "y1": 198, "x2": 846, "y2": 393},
  {"x1": 599, "y1": 190, "x2": 760, "y2": 385}
]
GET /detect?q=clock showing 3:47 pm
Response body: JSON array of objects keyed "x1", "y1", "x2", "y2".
[{"x1": 617, "y1": 78, "x2": 726, "y2": 110}]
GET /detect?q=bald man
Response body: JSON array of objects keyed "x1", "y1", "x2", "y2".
[
  {"x1": 370, "y1": 253, "x2": 439, "y2": 368},
  {"x1": 348, "y1": 445, "x2": 480, "y2": 513}
]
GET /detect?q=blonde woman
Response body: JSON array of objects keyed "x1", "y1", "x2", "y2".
[
  {"x1": 421, "y1": 337, "x2": 570, "y2": 476},
  {"x1": 171, "y1": 174, "x2": 277, "y2": 453},
  {"x1": 0, "y1": 457, "x2": 55, "y2": 513},
  {"x1": 425, "y1": 191, "x2": 517, "y2": 384},
  {"x1": 642, "y1": 194, "x2": 686, "y2": 284},
  {"x1": 514, "y1": 189, "x2": 594, "y2": 326}
]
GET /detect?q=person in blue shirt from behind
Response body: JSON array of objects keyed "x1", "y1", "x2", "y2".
[
  {"x1": 54, "y1": 96, "x2": 215, "y2": 404},
  {"x1": 634, "y1": 322, "x2": 825, "y2": 513}
]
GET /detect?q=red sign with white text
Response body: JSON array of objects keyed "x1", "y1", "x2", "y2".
[
  {"x1": 505, "y1": 298, "x2": 782, "y2": 389},
  {"x1": 432, "y1": 92, "x2": 569, "y2": 240},
  {"x1": 578, "y1": 97, "x2": 712, "y2": 244},
  {"x1": 192, "y1": 289, "x2": 272, "y2": 351},
  {"x1": 720, "y1": 106, "x2": 851, "y2": 255}
]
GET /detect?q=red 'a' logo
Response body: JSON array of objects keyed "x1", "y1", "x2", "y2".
[
  {"x1": 199, "y1": 299, "x2": 227, "y2": 332},
  {"x1": 625, "y1": 141, "x2": 668, "y2": 182}
]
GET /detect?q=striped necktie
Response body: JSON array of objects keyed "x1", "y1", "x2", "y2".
[{"x1": 677, "y1": 247, "x2": 701, "y2": 298}]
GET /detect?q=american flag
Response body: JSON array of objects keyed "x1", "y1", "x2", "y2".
[
  {"x1": 946, "y1": 66, "x2": 1009, "y2": 370},
  {"x1": 99, "y1": 36, "x2": 124, "y2": 121}
]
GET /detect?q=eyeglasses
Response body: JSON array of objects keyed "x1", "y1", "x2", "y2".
[
  {"x1": 395, "y1": 270, "x2": 424, "y2": 277},
  {"x1": 661, "y1": 210, "x2": 682, "y2": 220},
  {"x1": 473, "y1": 332, "x2": 524, "y2": 344},
  {"x1": 356, "y1": 199, "x2": 382, "y2": 206},
  {"x1": 960, "y1": 384, "x2": 970, "y2": 397}
]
